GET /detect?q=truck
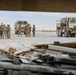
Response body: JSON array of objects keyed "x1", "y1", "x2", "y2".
[
  {"x1": 56, "y1": 17, "x2": 76, "y2": 37},
  {"x1": 14, "y1": 20, "x2": 29, "y2": 34}
]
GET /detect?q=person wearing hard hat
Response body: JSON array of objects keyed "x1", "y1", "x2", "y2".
[
  {"x1": 7, "y1": 24, "x2": 11, "y2": 38},
  {"x1": 18, "y1": 24, "x2": 22, "y2": 37},
  {"x1": 32, "y1": 24, "x2": 36, "y2": 37}
]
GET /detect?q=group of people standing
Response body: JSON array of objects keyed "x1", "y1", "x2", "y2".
[
  {"x1": 0, "y1": 22, "x2": 11, "y2": 39},
  {"x1": 18, "y1": 24, "x2": 36, "y2": 37}
]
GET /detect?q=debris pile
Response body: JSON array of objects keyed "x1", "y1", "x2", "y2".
[
  {"x1": 7, "y1": 47, "x2": 16, "y2": 59},
  {"x1": 0, "y1": 41, "x2": 76, "y2": 75}
]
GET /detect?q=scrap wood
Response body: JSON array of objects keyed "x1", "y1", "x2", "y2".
[
  {"x1": 34, "y1": 49, "x2": 62, "y2": 55},
  {"x1": 7, "y1": 47, "x2": 16, "y2": 59},
  {"x1": 30, "y1": 57, "x2": 39, "y2": 61},
  {"x1": 24, "y1": 53, "x2": 39, "y2": 61},
  {"x1": 34, "y1": 59, "x2": 43, "y2": 63},
  {"x1": 31, "y1": 49, "x2": 46, "y2": 54},
  {"x1": 46, "y1": 50, "x2": 62, "y2": 55},
  {"x1": 30, "y1": 46, "x2": 36, "y2": 49},
  {"x1": 18, "y1": 55, "x2": 39, "y2": 61},
  {"x1": 32, "y1": 43, "x2": 48, "y2": 46},
  {"x1": 14, "y1": 48, "x2": 31, "y2": 55},
  {"x1": 32, "y1": 44, "x2": 48, "y2": 49},
  {"x1": 17, "y1": 56, "x2": 27, "y2": 59},
  {"x1": 53, "y1": 41, "x2": 76, "y2": 48}
]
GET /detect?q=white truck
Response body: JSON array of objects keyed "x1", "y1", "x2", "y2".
[{"x1": 56, "y1": 17, "x2": 76, "y2": 37}]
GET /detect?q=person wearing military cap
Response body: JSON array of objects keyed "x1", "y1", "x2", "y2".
[
  {"x1": 32, "y1": 24, "x2": 36, "y2": 37},
  {"x1": 18, "y1": 24, "x2": 22, "y2": 37},
  {"x1": 6, "y1": 24, "x2": 11, "y2": 38}
]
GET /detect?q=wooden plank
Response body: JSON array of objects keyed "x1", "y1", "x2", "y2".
[
  {"x1": 34, "y1": 49, "x2": 62, "y2": 55},
  {"x1": 14, "y1": 48, "x2": 31, "y2": 55},
  {"x1": 53, "y1": 41, "x2": 76, "y2": 48}
]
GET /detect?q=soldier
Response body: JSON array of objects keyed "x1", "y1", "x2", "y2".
[
  {"x1": 32, "y1": 25, "x2": 36, "y2": 37},
  {"x1": 25, "y1": 25, "x2": 28, "y2": 37},
  {"x1": 18, "y1": 24, "x2": 22, "y2": 37},
  {"x1": 7, "y1": 24, "x2": 11, "y2": 38},
  {"x1": 66, "y1": 18, "x2": 70, "y2": 37},
  {"x1": 29, "y1": 24, "x2": 31, "y2": 37},
  {"x1": 24, "y1": 25, "x2": 27, "y2": 36},
  {"x1": 3, "y1": 24, "x2": 7, "y2": 39},
  {"x1": 1, "y1": 23, "x2": 7, "y2": 39},
  {"x1": 28, "y1": 24, "x2": 31, "y2": 37},
  {"x1": 0, "y1": 25, "x2": 2, "y2": 38}
]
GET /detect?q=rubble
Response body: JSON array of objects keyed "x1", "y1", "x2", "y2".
[
  {"x1": 7, "y1": 47, "x2": 16, "y2": 59},
  {"x1": 0, "y1": 41, "x2": 76, "y2": 74}
]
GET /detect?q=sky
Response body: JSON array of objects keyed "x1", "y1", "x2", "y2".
[{"x1": 0, "y1": 11, "x2": 76, "y2": 30}]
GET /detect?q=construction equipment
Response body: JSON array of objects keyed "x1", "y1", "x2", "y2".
[
  {"x1": 56, "y1": 17, "x2": 76, "y2": 37},
  {"x1": 14, "y1": 20, "x2": 29, "y2": 34}
]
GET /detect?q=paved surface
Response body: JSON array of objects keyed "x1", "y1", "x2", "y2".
[{"x1": 0, "y1": 31, "x2": 76, "y2": 50}]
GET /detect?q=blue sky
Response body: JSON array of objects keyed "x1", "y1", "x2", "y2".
[{"x1": 0, "y1": 11, "x2": 76, "y2": 30}]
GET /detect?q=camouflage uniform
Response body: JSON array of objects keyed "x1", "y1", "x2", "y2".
[
  {"x1": 7, "y1": 24, "x2": 11, "y2": 38},
  {"x1": 24, "y1": 25, "x2": 27, "y2": 36},
  {"x1": 0, "y1": 25, "x2": 2, "y2": 38},
  {"x1": 25, "y1": 25, "x2": 29, "y2": 37},
  {"x1": 3, "y1": 25, "x2": 7, "y2": 39},
  {"x1": 0, "y1": 23, "x2": 4, "y2": 38},
  {"x1": 27, "y1": 26, "x2": 31, "y2": 37},
  {"x1": 0, "y1": 24, "x2": 5, "y2": 39},
  {"x1": 18, "y1": 25, "x2": 22, "y2": 37},
  {"x1": 29, "y1": 26, "x2": 31, "y2": 37},
  {"x1": 32, "y1": 25, "x2": 36, "y2": 37},
  {"x1": 27, "y1": 24, "x2": 31, "y2": 37}
]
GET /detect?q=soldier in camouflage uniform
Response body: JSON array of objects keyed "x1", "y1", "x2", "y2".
[
  {"x1": 0, "y1": 22, "x2": 6, "y2": 39},
  {"x1": 29, "y1": 24, "x2": 31, "y2": 37},
  {"x1": 28, "y1": 24, "x2": 31, "y2": 37},
  {"x1": 7, "y1": 24, "x2": 11, "y2": 38},
  {"x1": 3, "y1": 24, "x2": 7, "y2": 39},
  {"x1": 0, "y1": 25, "x2": 2, "y2": 38},
  {"x1": 25, "y1": 25, "x2": 29, "y2": 37},
  {"x1": 32, "y1": 25, "x2": 36, "y2": 37},
  {"x1": 24, "y1": 25, "x2": 27, "y2": 36},
  {"x1": 18, "y1": 24, "x2": 22, "y2": 37}
]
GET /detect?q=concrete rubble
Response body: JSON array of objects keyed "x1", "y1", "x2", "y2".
[{"x1": 0, "y1": 41, "x2": 76, "y2": 75}]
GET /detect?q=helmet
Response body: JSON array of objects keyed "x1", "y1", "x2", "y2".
[
  {"x1": 33, "y1": 24, "x2": 35, "y2": 26},
  {"x1": 19, "y1": 24, "x2": 20, "y2": 26},
  {"x1": 7, "y1": 24, "x2": 10, "y2": 26},
  {"x1": 28, "y1": 24, "x2": 30, "y2": 26}
]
